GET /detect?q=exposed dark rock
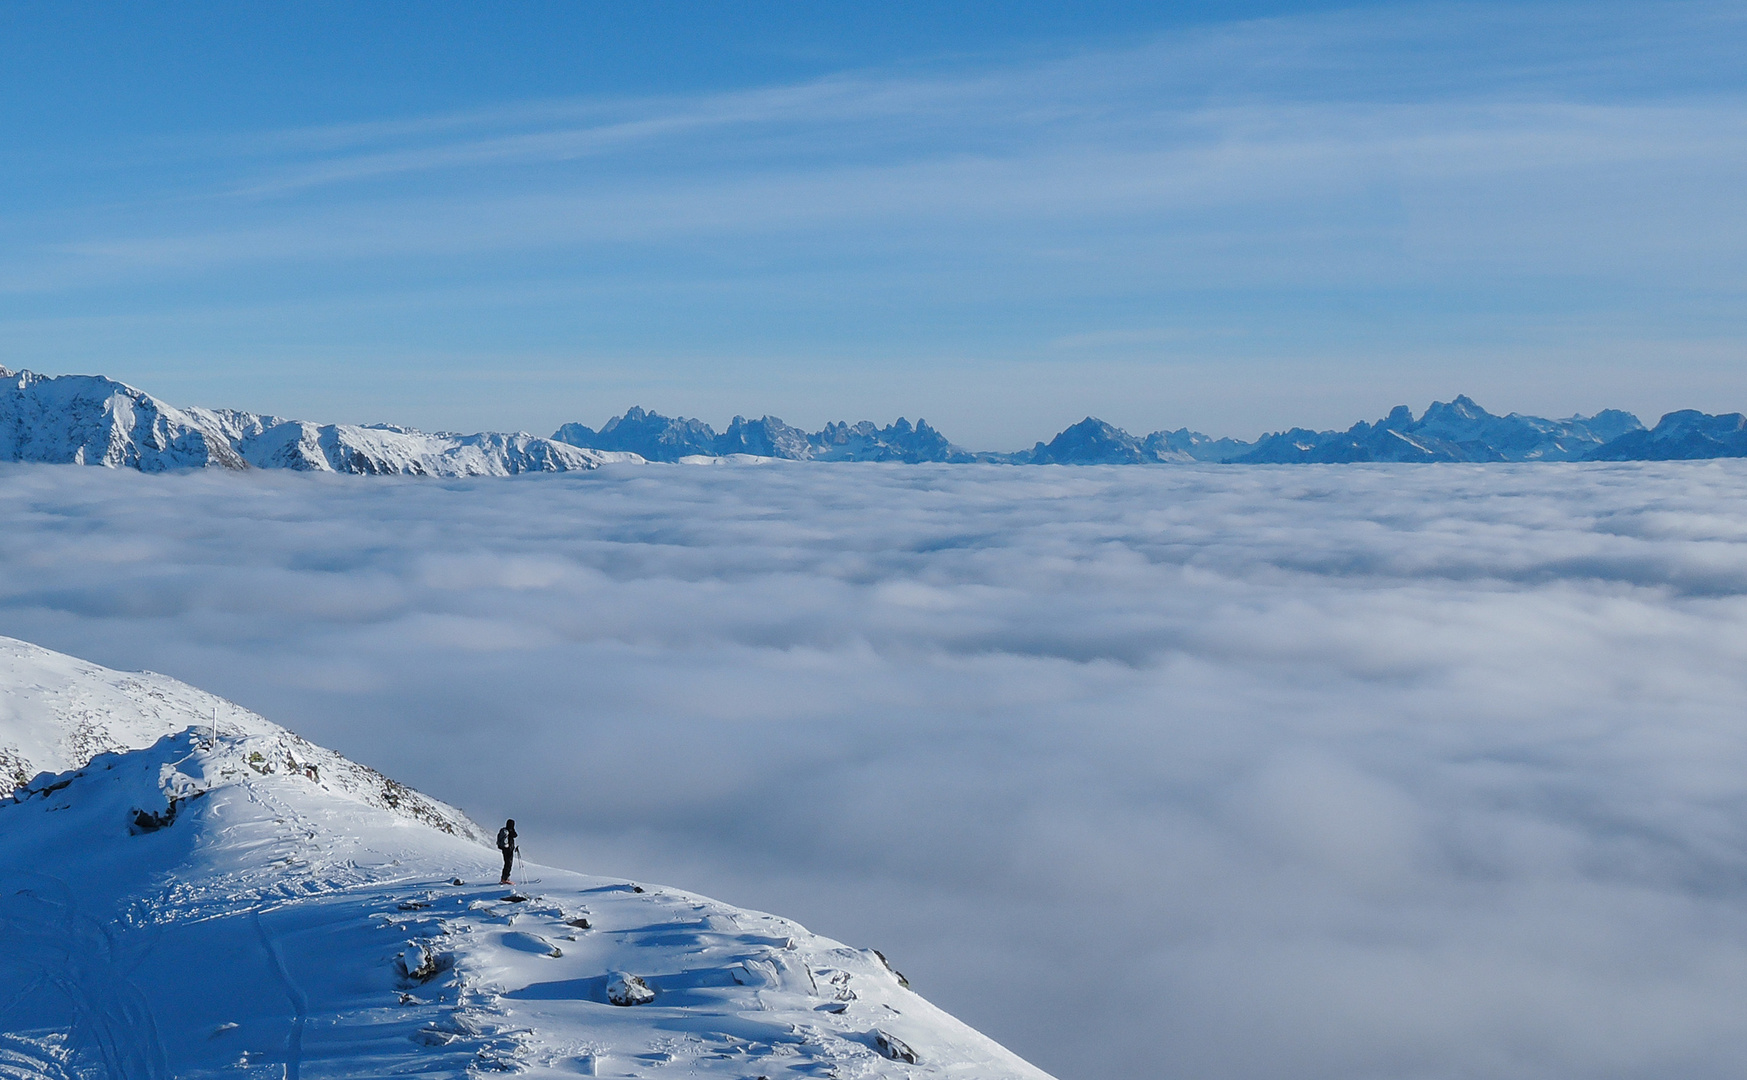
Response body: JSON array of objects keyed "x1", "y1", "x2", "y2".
[
  {"x1": 875, "y1": 1030, "x2": 919, "y2": 1064},
  {"x1": 872, "y1": 949, "x2": 910, "y2": 988},
  {"x1": 397, "y1": 941, "x2": 451, "y2": 984},
  {"x1": 128, "y1": 789, "x2": 205, "y2": 834},
  {"x1": 606, "y1": 971, "x2": 655, "y2": 1006},
  {"x1": 1, "y1": 746, "x2": 32, "y2": 793}
]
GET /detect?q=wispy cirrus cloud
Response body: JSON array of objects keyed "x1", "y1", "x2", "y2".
[
  {"x1": 2, "y1": 1, "x2": 1745, "y2": 442},
  {"x1": 19, "y1": 2, "x2": 1747, "y2": 269}
]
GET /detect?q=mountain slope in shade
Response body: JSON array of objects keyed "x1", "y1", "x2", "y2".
[
  {"x1": 1231, "y1": 396, "x2": 1642, "y2": 463},
  {"x1": 0, "y1": 637, "x2": 1054, "y2": 1080},
  {"x1": 1021, "y1": 417, "x2": 1249, "y2": 464},
  {"x1": 1585, "y1": 410, "x2": 1747, "y2": 460},
  {"x1": 1023, "y1": 417, "x2": 1180, "y2": 464},
  {"x1": 556, "y1": 407, "x2": 971, "y2": 463},
  {"x1": 1019, "y1": 398, "x2": 1648, "y2": 465},
  {"x1": 0, "y1": 367, "x2": 638, "y2": 476}
]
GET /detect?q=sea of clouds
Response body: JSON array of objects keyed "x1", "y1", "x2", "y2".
[{"x1": 4, "y1": 460, "x2": 1747, "y2": 1078}]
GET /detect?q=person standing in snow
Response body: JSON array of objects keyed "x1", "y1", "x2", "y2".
[{"x1": 497, "y1": 819, "x2": 517, "y2": 884}]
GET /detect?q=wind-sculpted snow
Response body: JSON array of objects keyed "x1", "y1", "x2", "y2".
[
  {"x1": 0, "y1": 637, "x2": 488, "y2": 844},
  {"x1": 5, "y1": 462, "x2": 1747, "y2": 1078}
]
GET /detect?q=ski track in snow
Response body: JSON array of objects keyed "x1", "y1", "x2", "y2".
[
  {"x1": 0, "y1": 874, "x2": 168, "y2": 1080},
  {"x1": 251, "y1": 908, "x2": 306, "y2": 1080}
]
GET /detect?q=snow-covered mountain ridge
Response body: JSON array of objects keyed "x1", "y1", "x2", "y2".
[
  {"x1": 7, "y1": 363, "x2": 1744, "y2": 470},
  {"x1": 0, "y1": 636, "x2": 1053, "y2": 1079},
  {"x1": 0, "y1": 366, "x2": 637, "y2": 475}
]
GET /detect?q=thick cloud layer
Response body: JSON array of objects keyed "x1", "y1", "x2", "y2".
[{"x1": 4, "y1": 461, "x2": 1747, "y2": 1078}]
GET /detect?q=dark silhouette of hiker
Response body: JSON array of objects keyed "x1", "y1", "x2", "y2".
[{"x1": 497, "y1": 819, "x2": 517, "y2": 884}]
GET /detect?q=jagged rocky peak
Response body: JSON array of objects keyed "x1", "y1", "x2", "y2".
[
  {"x1": 1569, "y1": 408, "x2": 1643, "y2": 443},
  {"x1": 555, "y1": 406, "x2": 720, "y2": 461},
  {"x1": 552, "y1": 407, "x2": 973, "y2": 462},
  {"x1": 3, "y1": 364, "x2": 1733, "y2": 469},
  {"x1": 1233, "y1": 396, "x2": 1648, "y2": 464},
  {"x1": 718, "y1": 414, "x2": 814, "y2": 459},
  {"x1": 1028, "y1": 417, "x2": 1156, "y2": 465},
  {"x1": 1377, "y1": 404, "x2": 1418, "y2": 429},
  {"x1": 0, "y1": 635, "x2": 1056, "y2": 1078},
  {"x1": 1020, "y1": 417, "x2": 1252, "y2": 465},
  {"x1": 1009, "y1": 397, "x2": 1656, "y2": 466},
  {"x1": 1419, "y1": 394, "x2": 1485, "y2": 424},
  {"x1": 0, "y1": 364, "x2": 246, "y2": 471},
  {"x1": 809, "y1": 416, "x2": 966, "y2": 462}
]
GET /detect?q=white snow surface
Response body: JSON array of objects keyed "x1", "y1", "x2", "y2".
[
  {"x1": 0, "y1": 366, "x2": 639, "y2": 475},
  {"x1": 0, "y1": 636, "x2": 1052, "y2": 1080}
]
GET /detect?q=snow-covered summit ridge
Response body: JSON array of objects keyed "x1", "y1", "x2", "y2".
[
  {"x1": 0, "y1": 366, "x2": 639, "y2": 475},
  {"x1": 0, "y1": 637, "x2": 1054, "y2": 1079},
  {"x1": 0, "y1": 636, "x2": 485, "y2": 842}
]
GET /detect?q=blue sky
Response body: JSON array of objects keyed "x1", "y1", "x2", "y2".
[{"x1": 2, "y1": 1, "x2": 1743, "y2": 447}]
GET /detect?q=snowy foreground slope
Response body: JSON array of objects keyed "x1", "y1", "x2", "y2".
[{"x1": 0, "y1": 638, "x2": 1051, "y2": 1079}]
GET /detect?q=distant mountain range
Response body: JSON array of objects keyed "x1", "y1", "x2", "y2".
[
  {"x1": 3, "y1": 364, "x2": 1746, "y2": 473},
  {"x1": 551, "y1": 396, "x2": 1726, "y2": 465},
  {"x1": 555, "y1": 407, "x2": 965, "y2": 463}
]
